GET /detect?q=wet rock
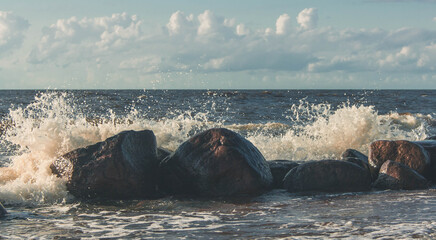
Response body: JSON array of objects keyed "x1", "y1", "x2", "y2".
[
  {"x1": 283, "y1": 160, "x2": 371, "y2": 193},
  {"x1": 343, "y1": 157, "x2": 369, "y2": 171},
  {"x1": 413, "y1": 140, "x2": 436, "y2": 182},
  {"x1": 341, "y1": 149, "x2": 368, "y2": 163},
  {"x1": 157, "y1": 147, "x2": 173, "y2": 163},
  {"x1": 267, "y1": 160, "x2": 299, "y2": 189},
  {"x1": 51, "y1": 130, "x2": 158, "y2": 199},
  {"x1": 373, "y1": 160, "x2": 429, "y2": 190},
  {"x1": 340, "y1": 149, "x2": 375, "y2": 181},
  {"x1": 424, "y1": 136, "x2": 436, "y2": 140},
  {"x1": 159, "y1": 128, "x2": 273, "y2": 197},
  {"x1": 0, "y1": 202, "x2": 6, "y2": 217},
  {"x1": 369, "y1": 140, "x2": 430, "y2": 177}
]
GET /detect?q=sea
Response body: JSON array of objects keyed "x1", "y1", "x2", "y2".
[{"x1": 0, "y1": 89, "x2": 436, "y2": 239}]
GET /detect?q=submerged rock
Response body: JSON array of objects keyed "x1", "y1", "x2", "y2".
[
  {"x1": 0, "y1": 202, "x2": 6, "y2": 217},
  {"x1": 159, "y1": 128, "x2": 273, "y2": 197},
  {"x1": 268, "y1": 160, "x2": 299, "y2": 189},
  {"x1": 51, "y1": 130, "x2": 158, "y2": 199},
  {"x1": 373, "y1": 160, "x2": 429, "y2": 190},
  {"x1": 369, "y1": 140, "x2": 430, "y2": 177},
  {"x1": 283, "y1": 160, "x2": 371, "y2": 193}
]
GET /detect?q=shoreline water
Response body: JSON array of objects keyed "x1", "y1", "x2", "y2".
[{"x1": 1, "y1": 89, "x2": 436, "y2": 238}]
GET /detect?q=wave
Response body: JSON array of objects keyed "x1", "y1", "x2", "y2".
[{"x1": 0, "y1": 92, "x2": 432, "y2": 205}]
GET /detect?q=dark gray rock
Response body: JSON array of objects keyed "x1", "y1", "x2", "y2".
[
  {"x1": 157, "y1": 147, "x2": 173, "y2": 163},
  {"x1": 373, "y1": 160, "x2": 429, "y2": 190},
  {"x1": 267, "y1": 160, "x2": 299, "y2": 189},
  {"x1": 341, "y1": 149, "x2": 375, "y2": 181},
  {"x1": 159, "y1": 128, "x2": 273, "y2": 197},
  {"x1": 424, "y1": 136, "x2": 436, "y2": 140},
  {"x1": 341, "y1": 149, "x2": 368, "y2": 163},
  {"x1": 0, "y1": 202, "x2": 6, "y2": 217},
  {"x1": 283, "y1": 160, "x2": 371, "y2": 193},
  {"x1": 343, "y1": 157, "x2": 370, "y2": 171},
  {"x1": 51, "y1": 130, "x2": 158, "y2": 199},
  {"x1": 369, "y1": 140, "x2": 430, "y2": 178},
  {"x1": 413, "y1": 140, "x2": 436, "y2": 182}
]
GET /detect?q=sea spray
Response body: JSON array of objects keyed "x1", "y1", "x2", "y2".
[
  {"x1": 246, "y1": 101, "x2": 427, "y2": 161},
  {"x1": 0, "y1": 92, "x2": 221, "y2": 204},
  {"x1": 0, "y1": 91, "x2": 431, "y2": 205}
]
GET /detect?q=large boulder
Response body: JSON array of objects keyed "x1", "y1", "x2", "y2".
[
  {"x1": 373, "y1": 160, "x2": 429, "y2": 190},
  {"x1": 0, "y1": 202, "x2": 6, "y2": 217},
  {"x1": 267, "y1": 160, "x2": 299, "y2": 189},
  {"x1": 283, "y1": 160, "x2": 372, "y2": 193},
  {"x1": 159, "y1": 128, "x2": 273, "y2": 197},
  {"x1": 369, "y1": 140, "x2": 430, "y2": 178},
  {"x1": 51, "y1": 130, "x2": 158, "y2": 199}
]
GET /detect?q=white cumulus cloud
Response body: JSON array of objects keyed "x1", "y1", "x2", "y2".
[
  {"x1": 166, "y1": 11, "x2": 194, "y2": 36},
  {"x1": 297, "y1": 8, "x2": 318, "y2": 30},
  {"x1": 276, "y1": 14, "x2": 291, "y2": 35},
  {"x1": 29, "y1": 12, "x2": 142, "y2": 64}
]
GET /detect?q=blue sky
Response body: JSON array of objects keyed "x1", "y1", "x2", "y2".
[{"x1": 0, "y1": 0, "x2": 436, "y2": 89}]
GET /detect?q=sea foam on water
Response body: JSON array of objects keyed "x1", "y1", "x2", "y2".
[{"x1": 0, "y1": 92, "x2": 430, "y2": 205}]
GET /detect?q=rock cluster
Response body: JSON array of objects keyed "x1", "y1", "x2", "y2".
[
  {"x1": 49, "y1": 128, "x2": 436, "y2": 200},
  {"x1": 369, "y1": 140, "x2": 436, "y2": 190},
  {"x1": 373, "y1": 160, "x2": 429, "y2": 190}
]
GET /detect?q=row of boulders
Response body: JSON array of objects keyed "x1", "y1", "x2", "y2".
[
  {"x1": 51, "y1": 128, "x2": 273, "y2": 199},
  {"x1": 49, "y1": 128, "x2": 436, "y2": 200}
]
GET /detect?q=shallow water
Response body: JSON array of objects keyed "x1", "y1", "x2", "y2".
[
  {"x1": 2, "y1": 189, "x2": 436, "y2": 239},
  {"x1": 1, "y1": 90, "x2": 436, "y2": 238}
]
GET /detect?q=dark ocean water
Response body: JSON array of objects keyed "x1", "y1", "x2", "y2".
[{"x1": 0, "y1": 90, "x2": 436, "y2": 239}]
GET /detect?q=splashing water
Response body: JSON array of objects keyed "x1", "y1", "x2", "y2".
[
  {"x1": 0, "y1": 91, "x2": 431, "y2": 205},
  {"x1": 247, "y1": 100, "x2": 426, "y2": 161}
]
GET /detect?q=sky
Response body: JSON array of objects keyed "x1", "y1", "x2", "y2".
[{"x1": 0, "y1": 0, "x2": 436, "y2": 89}]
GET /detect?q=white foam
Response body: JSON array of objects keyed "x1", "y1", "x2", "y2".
[{"x1": 248, "y1": 101, "x2": 427, "y2": 160}]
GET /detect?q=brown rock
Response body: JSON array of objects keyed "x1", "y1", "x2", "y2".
[
  {"x1": 373, "y1": 160, "x2": 429, "y2": 190},
  {"x1": 283, "y1": 160, "x2": 371, "y2": 193},
  {"x1": 51, "y1": 130, "x2": 158, "y2": 199},
  {"x1": 159, "y1": 128, "x2": 273, "y2": 197},
  {"x1": 267, "y1": 160, "x2": 299, "y2": 189},
  {"x1": 369, "y1": 140, "x2": 430, "y2": 177}
]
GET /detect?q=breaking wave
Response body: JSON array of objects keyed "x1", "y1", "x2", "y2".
[{"x1": 0, "y1": 92, "x2": 432, "y2": 205}]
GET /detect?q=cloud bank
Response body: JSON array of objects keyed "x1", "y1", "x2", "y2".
[
  {"x1": 28, "y1": 13, "x2": 142, "y2": 64},
  {"x1": 1, "y1": 8, "x2": 436, "y2": 88}
]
